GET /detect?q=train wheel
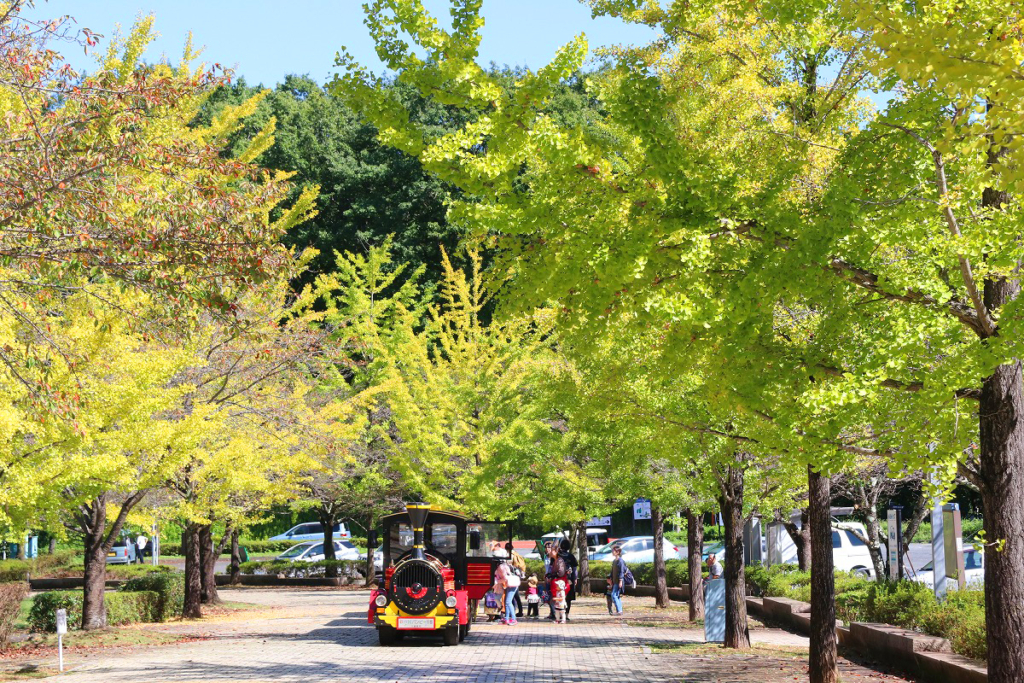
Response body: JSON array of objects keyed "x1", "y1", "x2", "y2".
[
  {"x1": 378, "y1": 625, "x2": 398, "y2": 646},
  {"x1": 443, "y1": 624, "x2": 459, "y2": 646}
]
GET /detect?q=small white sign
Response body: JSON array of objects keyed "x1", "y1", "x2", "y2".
[
  {"x1": 55, "y1": 608, "x2": 67, "y2": 635},
  {"x1": 587, "y1": 516, "x2": 611, "y2": 527},
  {"x1": 634, "y1": 498, "x2": 652, "y2": 520},
  {"x1": 887, "y1": 509, "x2": 900, "y2": 581}
]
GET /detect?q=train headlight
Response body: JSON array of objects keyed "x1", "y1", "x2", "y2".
[
  {"x1": 445, "y1": 595, "x2": 458, "y2": 609},
  {"x1": 375, "y1": 594, "x2": 388, "y2": 607}
]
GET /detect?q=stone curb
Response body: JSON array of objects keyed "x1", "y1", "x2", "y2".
[{"x1": 746, "y1": 596, "x2": 986, "y2": 683}]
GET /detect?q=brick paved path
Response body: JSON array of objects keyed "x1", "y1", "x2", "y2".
[{"x1": 44, "y1": 589, "x2": 915, "y2": 682}]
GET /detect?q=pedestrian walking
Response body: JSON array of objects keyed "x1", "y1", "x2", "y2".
[
  {"x1": 136, "y1": 534, "x2": 148, "y2": 564},
  {"x1": 609, "y1": 545, "x2": 626, "y2": 615}
]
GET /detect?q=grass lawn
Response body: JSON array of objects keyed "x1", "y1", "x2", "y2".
[{"x1": 647, "y1": 641, "x2": 807, "y2": 658}]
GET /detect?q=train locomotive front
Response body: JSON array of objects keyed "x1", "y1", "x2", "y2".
[{"x1": 370, "y1": 503, "x2": 471, "y2": 646}]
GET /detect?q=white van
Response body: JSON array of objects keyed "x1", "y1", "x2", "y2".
[{"x1": 832, "y1": 522, "x2": 883, "y2": 577}]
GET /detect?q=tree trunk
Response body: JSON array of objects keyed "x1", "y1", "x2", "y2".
[
  {"x1": 182, "y1": 523, "x2": 203, "y2": 619},
  {"x1": 229, "y1": 529, "x2": 241, "y2": 585},
  {"x1": 808, "y1": 466, "x2": 838, "y2": 683},
  {"x1": 576, "y1": 520, "x2": 591, "y2": 597},
  {"x1": 652, "y1": 505, "x2": 669, "y2": 607},
  {"x1": 47, "y1": 536, "x2": 56, "y2": 555},
  {"x1": 76, "y1": 491, "x2": 146, "y2": 630},
  {"x1": 977, "y1": 131, "x2": 1024, "y2": 683},
  {"x1": 199, "y1": 525, "x2": 222, "y2": 605},
  {"x1": 80, "y1": 498, "x2": 109, "y2": 630},
  {"x1": 16, "y1": 541, "x2": 25, "y2": 561},
  {"x1": 782, "y1": 510, "x2": 811, "y2": 571},
  {"x1": 979, "y1": 306, "x2": 1024, "y2": 683},
  {"x1": 859, "y1": 491, "x2": 887, "y2": 581},
  {"x1": 719, "y1": 465, "x2": 750, "y2": 649},
  {"x1": 365, "y1": 517, "x2": 376, "y2": 586},
  {"x1": 319, "y1": 508, "x2": 338, "y2": 579},
  {"x1": 686, "y1": 509, "x2": 705, "y2": 621}
]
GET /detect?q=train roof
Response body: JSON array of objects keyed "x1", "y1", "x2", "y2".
[{"x1": 381, "y1": 507, "x2": 473, "y2": 524}]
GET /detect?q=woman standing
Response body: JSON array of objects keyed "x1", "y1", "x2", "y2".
[
  {"x1": 609, "y1": 545, "x2": 625, "y2": 615},
  {"x1": 558, "y1": 539, "x2": 578, "y2": 621},
  {"x1": 494, "y1": 558, "x2": 520, "y2": 625}
]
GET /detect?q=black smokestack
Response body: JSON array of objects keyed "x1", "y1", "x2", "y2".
[{"x1": 406, "y1": 502, "x2": 430, "y2": 560}]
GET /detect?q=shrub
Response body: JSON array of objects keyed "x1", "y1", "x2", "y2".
[
  {"x1": 119, "y1": 573, "x2": 184, "y2": 621},
  {"x1": 239, "y1": 559, "x2": 366, "y2": 579},
  {"x1": 0, "y1": 583, "x2": 28, "y2": 647},
  {"x1": 28, "y1": 591, "x2": 82, "y2": 632},
  {"x1": 0, "y1": 550, "x2": 77, "y2": 581},
  {"x1": 106, "y1": 564, "x2": 173, "y2": 580},
  {"x1": 919, "y1": 589, "x2": 987, "y2": 661},
  {"x1": 29, "y1": 588, "x2": 165, "y2": 631},
  {"x1": 865, "y1": 580, "x2": 937, "y2": 628},
  {"x1": 105, "y1": 592, "x2": 160, "y2": 626}
]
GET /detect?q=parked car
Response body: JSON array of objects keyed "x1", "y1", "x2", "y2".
[
  {"x1": 275, "y1": 540, "x2": 357, "y2": 563},
  {"x1": 107, "y1": 538, "x2": 136, "y2": 565},
  {"x1": 523, "y1": 528, "x2": 609, "y2": 560},
  {"x1": 269, "y1": 522, "x2": 350, "y2": 543},
  {"x1": 590, "y1": 536, "x2": 682, "y2": 563},
  {"x1": 914, "y1": 549, "x2": 984, "y2": 589},
  {"x1": 831, "y1": 522, "x2": 882, "y2": 577}
]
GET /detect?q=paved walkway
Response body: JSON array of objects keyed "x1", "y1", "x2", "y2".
[{"x1": 41, "y1": 589, "x2": 915, "y2": 682}]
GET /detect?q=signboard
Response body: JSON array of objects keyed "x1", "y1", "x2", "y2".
[
  {"x1": 943, "y1": 503, "x2": 967, "y2": 589},
  {"x1": 633, "y1": 498, "x2": 652, "y2": 520},
  {"x1": 884, "y1": 509, "x2": 901, "y2": 581},
  {"x1": 587, "y1": 516, "x2": 612, "y2": 527},
  {"x1": 55, "y1": 608, "x2": 67, "y2": 635},
  {"x1": 703, "y1": 579, "x2": 726, "y2": 643}
]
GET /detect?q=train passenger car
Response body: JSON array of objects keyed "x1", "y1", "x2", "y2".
[{"x1": 368, "y1": 503, "x2": 511, "y2": 646}]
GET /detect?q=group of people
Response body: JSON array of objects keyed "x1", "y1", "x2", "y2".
[
  {"x1": 486, "y1": 538, "x2": 583, "y2": 625},
  {"x1": 485, "y1": 539, "x2": 726, "y2": 625}
]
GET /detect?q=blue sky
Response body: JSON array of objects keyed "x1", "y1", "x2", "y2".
[{"x1": 38, "y1": 1, "x2": 657, "y2": 86}]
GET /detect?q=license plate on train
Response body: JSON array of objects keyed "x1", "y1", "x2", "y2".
[{"x1": 397, "y1": 618, "x2": 435, "y2": 629}]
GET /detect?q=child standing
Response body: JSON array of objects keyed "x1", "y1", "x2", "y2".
[
  {"x1": 605, "y1": 577, "x2": 614, "y2": 615},
  {"x1": 551, "y1": 577, "x2": 567, "y2": 624},
  {"x1": 526, "y1": 575, "x2": 541, "y2": 619}
]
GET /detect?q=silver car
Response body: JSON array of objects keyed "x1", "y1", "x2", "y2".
[{"x1": 276, "y1": 540, "x2": 359, "y2": 563}]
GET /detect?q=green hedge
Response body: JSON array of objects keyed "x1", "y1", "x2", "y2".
[
  {"x1": 0, "y1": 550, "x2": 77, "y2": 582},
  {"x1": 28, "y1": 590, "x2": 161, "y2": 632},
  {"x1": 239, "y1": 559, "x2": 367, "y2": 578},
  {"x1": 119, "y1": 572, "x2": 184, "y2": 621},
  {"x1": 746, "y1": 565, "x2": 986, "y2": 661},
  {"x1": 106, "y1": 564, "x2": 174, "y2": 580}
]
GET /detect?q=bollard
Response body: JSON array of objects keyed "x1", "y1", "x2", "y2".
[{"x1": 55, "y1": 608, "x2": 67, "y2": 672}]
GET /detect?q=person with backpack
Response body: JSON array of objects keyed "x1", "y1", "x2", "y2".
[{"x1": 609, "y1": 544, "x2": 628, "y2": 615}]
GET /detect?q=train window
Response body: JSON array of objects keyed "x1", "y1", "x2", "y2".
[
  {"x1": 467, "y1": 523, "x2": 505, "y2": 557},
  {"x1": 390, "y1": 524, "x2": 414, "y2": 556},
  {"x1": 429, "y1": 524, "x2": 458, "y2": 557}
]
